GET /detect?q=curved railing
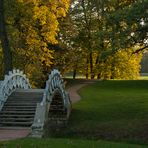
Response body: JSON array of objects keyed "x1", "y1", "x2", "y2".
[
  {"x1": 0, "y1": 69, "x2": 71, "y2": 137},
  {"x1": 41, "y1": 69, "x2": 71, "y2": 112},
  {"x1": 0, "y1": 69, "x2": 31, "y2": 110},
  {"x1": 32, "y1": 69, "x2": 71, "y2": 137}
]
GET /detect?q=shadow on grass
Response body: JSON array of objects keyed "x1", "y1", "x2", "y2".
[
  {"x1": 52, "y1": 108, "x2": 148, "y2": 145},
  {"x1": 52, "y1": 80, "x2": 148, "y2": 145}
]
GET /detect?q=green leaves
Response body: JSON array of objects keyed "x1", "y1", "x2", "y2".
[{"x1": 56, "y1": 0, "x2": 144, "y2": 79}]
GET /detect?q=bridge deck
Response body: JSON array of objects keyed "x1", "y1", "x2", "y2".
[
  {"x1": 0, "y1": 89, "x2": 44, "y2": 128},
  {"x1": 0, "y1": 69, "x2": 71, "y2": 139}
]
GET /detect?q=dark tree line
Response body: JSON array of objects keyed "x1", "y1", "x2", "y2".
[{"x1": 0, "y1": 0, "x2": 12, "y2": 74}]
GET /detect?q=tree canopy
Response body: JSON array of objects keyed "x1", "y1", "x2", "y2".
[
  {"x1": 0, "y1": 0, "x2": 70, "y2": 85},
  {"x1": 55, "y1": 0, "x2": 147, "y2": 79},
  {"x1": 0, "y1": 0, "x2": 147, "y2": 83}
]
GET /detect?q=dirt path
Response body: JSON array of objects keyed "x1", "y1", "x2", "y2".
[
  {"x1": 67, "y1": 80, "x2": 96, "y2": 103},
  {"x1": 0, "y1": 81, "x2": 95, "y2": 141},
  {"x1": 67, "y1": 84, "x2": 87, "y2": 103},
  {"x1": 0, "y1": 129, "x2": 30, "y2": 141}
]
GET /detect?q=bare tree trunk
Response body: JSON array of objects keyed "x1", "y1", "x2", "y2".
[
  {"x1": 95, "y1": 53, "x2": 100, "y2": 79},
  {"x1": 90, "y1": 51, "x2": 94, "y2": 79},
  {"x1": 73, "y1": 68, "x2": 77, "y2": 79},
  {"x1": 85, "y1": 57, "x2": 89, "y2": 79},
  {"x1": 0, "y1": 0, "x2": 13, "y2": 74}
]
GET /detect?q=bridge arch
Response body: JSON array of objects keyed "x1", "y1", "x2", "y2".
[
  {"x1": 0, "y1": 69, "x2": 31, "y2": 110},
  {"x1": 0, "y1": 69, "x2": 71, "y2": 137},
  {"x1": 31, "y1": 69, "x2": 71, "y2": 137}
]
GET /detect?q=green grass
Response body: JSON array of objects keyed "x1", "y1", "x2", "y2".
[
  {"x1": 57, "y1": 80, "x2": 148, "y2": 145},
  {"x1": 0, "y1": 80, "x2": 148, "y2": 147},
  {"x1": 1, "y1": 138, "x2": 147, "y2": 148}
]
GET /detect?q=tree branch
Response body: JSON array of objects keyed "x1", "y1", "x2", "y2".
[{"x1": 132, "y1": 46, "x2": 148, "y2": 54}]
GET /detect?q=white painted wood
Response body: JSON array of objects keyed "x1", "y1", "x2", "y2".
[
  {"x1": 41, "y1": 69, "x2": 71, "y2": 110},
  {"x1": 32, "y1": 69, "x2": 71, "y2": 137},
  {"x1": 0, "y1": 69, "x2": 31, "y2": 111}
]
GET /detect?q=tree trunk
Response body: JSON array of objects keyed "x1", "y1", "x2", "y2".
[
  {"x1": 85, "y1": 57, "x2": 89, "y2": 79},
  {"x1": 90, "y1": 51, "x2": 94, "y2": 79},
  {"x1": 97, "y1": 73, "x2": 101, "y2": 79},
  {"x1": 0, "y1": 0, "x2": 13, "y2": 74},
  {"x1": 73, "y1": 68, "x2": 77, "y2": 79}
]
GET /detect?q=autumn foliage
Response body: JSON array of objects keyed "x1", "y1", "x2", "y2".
[
  {"x1": 0, "y1": 0, "x2": 70, "y2": 86},
  {"x1": 0, "y1": 0, "x2": 146, "y2": 84}
]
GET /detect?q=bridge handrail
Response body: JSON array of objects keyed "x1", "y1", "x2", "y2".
[
  {"x1": 32, "y1": 69, "x2": 71, "y2": 137},
  {"x1": 41, "y1": 69, "x2": 70, "y2": 108},
  {"x1": 0, "y1": 69, "x2": 31, "y2": 110},
  {"x1": 41, "y1": 69, "x2": 71, "y2": 110}
]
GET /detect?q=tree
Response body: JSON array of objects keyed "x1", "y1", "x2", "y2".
[
  {"x1": 0, "y1": 0, "x2": 12, "y2": 74},
  {"x1": 57, "y1": 0, "x2": 144, "y2": 79},
  {"x1": 106, "y1": 0, "x2": 148, "y2": 53},
  {"x1": 99, "y1": 47, "x2": 142, "y2": 79},
  {"x1": 1, "y1": 0, "x2": 70, "y2": 86}
]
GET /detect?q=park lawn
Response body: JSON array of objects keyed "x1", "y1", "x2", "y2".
[
  {"x1": 57, "y1": 80, "x2": 148, "y2": 145},
  {"x1": 0, "y1": 80, "x2": 148, "y2": 147},
  {"x1": 1, "y1": 138, "x2": 148, "y2": 148}
]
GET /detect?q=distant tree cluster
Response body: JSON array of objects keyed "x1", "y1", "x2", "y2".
[{"x1": 55, "y1": 0, "x2": 147, "y2": 79}]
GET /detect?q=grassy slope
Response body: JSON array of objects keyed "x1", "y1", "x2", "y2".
[
  {"x1": 1, "y1": 80, "x2": 148, "y2": 147},
  {"x1": 58, "y1": 80, "x2": 148, "y2": 145}
]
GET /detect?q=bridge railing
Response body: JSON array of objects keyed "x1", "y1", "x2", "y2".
[
  {"x1": 0, "y1": 69, "x2": 31, "y2": 110},
  {"x1": 41, "y1": 69, "x2": 71, "y2": 112},
  {"x1": 32, "y1": 69, "x2": 71, "y2": 137}
]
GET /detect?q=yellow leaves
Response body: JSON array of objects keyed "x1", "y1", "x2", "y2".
[
  {"x1": 95, "y1": 47, "x2": 142, "y2": 80},
  {"x1": 5, "y1": 0, "x2": 70, "y2": 87},
  {"x1": 49, "y1": 0, "x2": 70, "y2": 16},
  {"x1": 16, "y1": 0, "x2": 70, "y2": 45},
  {"x1": 33, "y1": 6, "x2": 49, "y2": 25},
  {"x1": 56, "y1": 7, "x2": 66, "y2": 17},
  {"x1": 102, "y1": 48, "x2": 142, "y2": 80},
  {"x1": 32, "y1": 0, "x2": 70, "y2": 45},
  {"x1": 41, "y1": 31, "x2": 58, "y2": 44}
]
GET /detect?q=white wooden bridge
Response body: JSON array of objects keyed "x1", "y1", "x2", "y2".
[{"x1": 0, "y1": 69, "x2": 71, "y2": 137}]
